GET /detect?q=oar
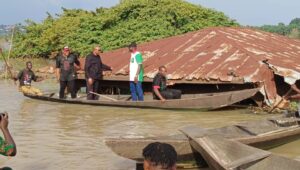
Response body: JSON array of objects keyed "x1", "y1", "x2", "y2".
[
  {"x1": 0, "y1": 48, "x2": 16, "y2": 85},
  {"x1": 89, "y1": 91, "x2": 118, "y2": 101},
  {"x1": 0, "y1": 48, "x2": 14, "y2": 78}
]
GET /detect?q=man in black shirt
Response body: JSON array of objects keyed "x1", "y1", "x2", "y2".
[
  {"x1": 16, "y1": 61, "x2": 43, "y2": 95},
  {"x1": 153, "y1": 66, "x2": 181, "y2": 101},
  {"x1": 17, "y1": 61, "x2": 38, "y2": 86},
  {"x1": 85, "y1": 46, "x2": 112, "y2": 100},
  {"x1": 56, "y1": 46, "x2": 80, "y2": 99}
]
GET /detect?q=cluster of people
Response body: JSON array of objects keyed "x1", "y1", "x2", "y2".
[
  {"x1": 128, "y1": 42, "x2": 182, "y2": 102},
  {"x1": 16, "y1": 42, "x2": 182, "y2": 101}
]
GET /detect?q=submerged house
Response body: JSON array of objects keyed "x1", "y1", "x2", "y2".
[{"x1": 78, "y1": 27, "x2": 300, "y2": 106}]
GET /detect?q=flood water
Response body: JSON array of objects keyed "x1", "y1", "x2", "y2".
[{"x1": 0, "y1": 80, "x2": 300, "y2": 170}]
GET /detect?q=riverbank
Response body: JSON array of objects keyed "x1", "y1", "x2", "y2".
[{"x1": 0, "y1": 58, "x2": 55, "y2": 79}]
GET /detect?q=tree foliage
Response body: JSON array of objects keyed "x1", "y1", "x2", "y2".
[
  {"x1": 257, "y1": 18, "x2": 300, "y2": 39},
  {"x1": 13, "y1": 0, "x2": 238, "y2": 57}
]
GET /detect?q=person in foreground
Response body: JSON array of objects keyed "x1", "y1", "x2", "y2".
[
  {"x1": 0, "y1": 112, "x2": 16, "y2": 157},
  {"x1": 56, "y1": 46, "x2": 80, "y2": 99},
  {"x1": 15, "y1": 61, "x2": 43, "y2": 96},
  {"x1": 153, "y1": 66, "x2": 181, "y2": 102},
  {"x1": 128, "y1": 42, "x2": 144, "y2": 101},
  {"x1": 143, "y1": 142, "x2": 177, "y2": 170},
  {"x1": 85, "y1": 45, "x2": 112, "y2": 100}
]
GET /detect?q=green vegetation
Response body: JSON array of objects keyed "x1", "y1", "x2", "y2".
[
  {"x1": 257, "y1": 18, "x2": 300, "y2": 39},
  {"x1": 12, "y1": 0, "x2": 238, "y2": 58}
]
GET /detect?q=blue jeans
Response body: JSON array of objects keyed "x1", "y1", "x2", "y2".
[{"x1": 130, "y1": 81, "x2": 144, "y2": 101}]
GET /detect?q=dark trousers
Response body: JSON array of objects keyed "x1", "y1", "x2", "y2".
[
  {"x1": 87, "y1": 80, "x2": 100, "y2": 100},
  {"x1": 155, "y1": 89, "x2": 182, "y2": 100},
  {"x1": 59, "y1": 80, "x2": 76, "y2": 99}
]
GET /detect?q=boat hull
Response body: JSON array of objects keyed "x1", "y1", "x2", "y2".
[
  {"x1": 23, "y1": 88, "x2": 260, "y2": 110},
  {"x1": 105, "y1": 118, "x2": 300, "y2": 163}
]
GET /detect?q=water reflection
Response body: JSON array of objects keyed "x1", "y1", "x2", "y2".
[{"x1": 0, "y1": 80, "x2": 299, "y2": 169}]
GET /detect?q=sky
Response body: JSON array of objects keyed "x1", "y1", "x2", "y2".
[{"x1": 0, "y1": 0, "x2": 300, "y2": 26}]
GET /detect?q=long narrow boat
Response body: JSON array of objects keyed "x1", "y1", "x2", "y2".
[
  {"x1": 182, "y1": 129, "x2": 300, "y2": 170},
  {"x1": 23, "y1": 88, "x2": 259, "y2": 110},
  {"x1": 105, "y1": 117, "x2": 300, "y2": 163}
]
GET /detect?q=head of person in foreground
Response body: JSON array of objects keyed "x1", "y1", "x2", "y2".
[{"x1": 143, "y1": 142, "x2": 177, "y2": 170}]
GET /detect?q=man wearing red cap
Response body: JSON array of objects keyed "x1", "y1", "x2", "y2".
[{"x1": 56, "y1": 46, "x2": 80, "y2": 99}]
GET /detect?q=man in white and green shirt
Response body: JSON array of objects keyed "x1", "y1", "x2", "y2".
[{"x1": 129, "y1": 42, "x2": 144, "y2": 101}]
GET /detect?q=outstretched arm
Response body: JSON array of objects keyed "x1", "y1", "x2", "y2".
[{"x1": 102, "y1": 64, "x2": 112, "y2": 71}]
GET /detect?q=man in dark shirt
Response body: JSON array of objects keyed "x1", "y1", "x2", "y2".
[
  {"x1": 84, "y1": 46, "x2": 112, "y2": 100},
  {"x1": 16, "y1": 61, "x2": 43, "y2": 96},
  {"x1": 153, "y1": 66, "x2": 181, "y2": 101},
  {"x1": 56, "y1": 46, "x2": 80, "y2": 99},
  {"x1": 17, "y1": 61, "x2": 38, "y2": 86}
]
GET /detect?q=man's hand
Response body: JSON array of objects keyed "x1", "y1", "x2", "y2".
[
  {"x1": 134, "y1": 76, "x2": 138, "y2": 83},
  {"x1": 36, "y1": 77, "x2": 44, "y2": 82},
  {"x1": 167, "y1": 81, "x2": 175, "y2": 86},
  {"x1": 161, "y1": 98, "x2": 166, "y2": 103},
  {"x1": 88, "y1": 78, "x2": 94, "y2": 85},
  {"x1": 12, "y1": 76, "x2": 18, "y2": 82},
  {"x1": 0, "y1": 112, "x2": 9, "y2": 131}
]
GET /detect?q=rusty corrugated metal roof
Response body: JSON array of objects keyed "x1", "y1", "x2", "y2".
[
  {"x1": 76, "y1": 27, "x2": 300, "y2": 105},
  {"x1": 79, "y1": 27, "x2": 300, "y2": 85}
]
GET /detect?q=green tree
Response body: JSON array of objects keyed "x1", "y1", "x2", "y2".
[
  {"x1": 257, "y1": 18, "x2": 300, "y2": 39},
  {"x1": 13, "y1": 0, "x2": 238, "y2": 57}
]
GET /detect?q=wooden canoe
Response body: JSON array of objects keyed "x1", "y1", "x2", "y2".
[
  {"x1": 105, "y1": 117, "x2": 300, "y2": 163},
  {"x1": 182, "y1": 129, "x2": 300, "y2": 170},
  {"x1": 23, "y1": 88, "x2": 259, "y2": 110}
]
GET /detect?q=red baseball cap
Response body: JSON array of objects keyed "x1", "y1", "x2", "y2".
[{"x1": 63, "y1": 46, "x2": 70, "y2": 51}]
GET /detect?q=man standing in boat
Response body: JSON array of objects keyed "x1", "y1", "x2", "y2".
[
  {"x1": 153, "y1": 66, "x2": 181, "y2": 101},
  {"x1": 15, "y1": 61, "x2": 43, "y2": 96},
  {"x1": 128, "y1": 42, "x2": 144, "y2": 101},
  {"x1": 85, "y1": 45, "x2": 112, "y2": 100},
  {"x1": 56, "y1": 46, "x2": 80, "y2": 99}
]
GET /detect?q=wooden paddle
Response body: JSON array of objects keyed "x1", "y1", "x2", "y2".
[
  {"x1": 0, "y1": 48, "x2": 17, "y2": 86},
  {"x1": 0, "y1": 48, "x2": 14, "y2": 79},
  {"x1": 89, "y1": 91, "x2": 118, "y2": 101}
]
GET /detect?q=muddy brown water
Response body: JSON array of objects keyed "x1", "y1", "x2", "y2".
[{"x1": 0, "y1": 80, "x2": 300, "y2": 170}]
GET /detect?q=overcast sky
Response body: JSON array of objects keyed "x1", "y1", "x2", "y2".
[{"x1": 1, "y1": 0, "x2": 299, "y2": 26}]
